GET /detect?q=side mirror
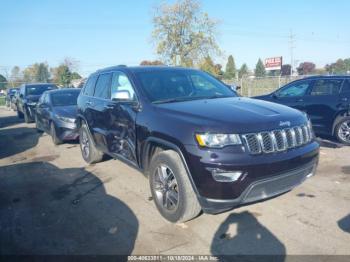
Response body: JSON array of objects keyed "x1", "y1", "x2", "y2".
[
  {"x1": 112, "y1": 90, "x2": 131, "y2": 101},
  {"x1": 272, "y1": 93, "x2": 278, "y2": 99}
]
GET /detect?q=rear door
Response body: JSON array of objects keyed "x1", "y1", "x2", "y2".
[
  {"x1": 79, "y1": 74, "x2": 98, "y2": 137},
  {"x1": 340, "y1": 79, "x2": 350, "y2": 110},
  {"x1": 90, "y1": 72, "x2": 113, "y2": 153},
  {"x1": 270, "y1": 79, "x2": 313, "y2": 110},
  {"x1": 302, "y1": 78, "x2": 343, "y2": 134}
]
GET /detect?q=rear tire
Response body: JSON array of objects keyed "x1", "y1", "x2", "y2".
[
  {"x1": 35, "y1": 115, "x2": 44, "y2": 133},
  {"x1": 149, "y1": 150, "x2": 201, "y2": 223},
  {"x1": 51, "y1": 122, "x2": 62, "y2": 145},
  {"x1": 335, "y1": 117, "x2": 350, "y2": 145},
  {"x1": 23, "y1": 108, "x2": 31, "y2": 123},
  {"x1": 17, "y1": 110, "x2": 24, "y2": 119},
  {"x1": 79, "y1": 123, "x2": 104, "y2": 164}
]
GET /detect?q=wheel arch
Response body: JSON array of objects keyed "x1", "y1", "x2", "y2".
[
  {"x1": 141, "y1": 137, "x2": 200, "y2": 196},
  {"x1": 76, "y1": 114, "x2": 97, "y2": 146},
  {"x1": 332, "y1": 110, "x2": 350, "y2": 135}
]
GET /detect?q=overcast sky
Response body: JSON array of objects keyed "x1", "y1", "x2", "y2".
[{"x1": 1, "y1": 0, "x2": 349, "y2": 76}]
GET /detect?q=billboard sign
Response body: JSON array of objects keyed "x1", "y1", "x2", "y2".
[{"x1": 265, "y1": 57, "x2": 282, "y2": 70}]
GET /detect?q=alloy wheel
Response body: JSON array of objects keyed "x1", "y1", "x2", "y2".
[
  {"x1": 338, "y1": 120, "x2": 350, "y2": 143},
  {"x1": 81, "y1": 130, "x2": 90, "y2": 158},
  {"x1": 153, "y1": 165, "x2": 179, "y2": 211}
]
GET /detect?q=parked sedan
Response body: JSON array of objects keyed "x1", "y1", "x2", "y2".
[
  {"x1": 255, "y1": 76, "x2": 350, "y2": 145},
  {"x1": 35, "y1": 88, "x2": 80, "y2": 145}
]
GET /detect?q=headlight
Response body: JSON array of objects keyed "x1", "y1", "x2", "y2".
[
  {"x1": 195, "y1": 133, "x2": 242, "y2": 148},
  {"x1": 56, "y1": 115, "x2": 75, "y2": 123},
  {"x1": 307, "y1": 119, "x2": 315, "y2": 138}
]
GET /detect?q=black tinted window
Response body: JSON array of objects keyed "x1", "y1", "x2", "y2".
[
  {"x1": 135, "y1": 70, "x2": 235, "y2": 103},
  {"x1": 94, "y1": 73, "x2": 112, "y2": 99},
  {"x1": 25, "y1": 85, "x2": 57, "y2": 96},
  {"x1": 51, "y1": 91, "x2": 80, "y2": 106},
  {"x1": 83, "y1": 75, "x2": 97, "y2": 96},
  {"x1": 341, "y1": 80, "x2": 350, "y2": 93},
  {"x1": 310, "y1": 79, "x2": 342, "y2": 96}
]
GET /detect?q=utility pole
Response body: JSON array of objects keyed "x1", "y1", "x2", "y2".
[{"x1": 289, "y1": 30, "x2": 296, "y2": 76}]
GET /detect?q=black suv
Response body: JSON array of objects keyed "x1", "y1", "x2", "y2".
[
  {"x1": 77, "y1": 66, "x2": 319, "y2": 222},
  {"x1": 255, "y1": 76, "x2": 350, "y2": 145},
  {"x1": 16, "y1": 83, "x2": 58, "y2": 123}
]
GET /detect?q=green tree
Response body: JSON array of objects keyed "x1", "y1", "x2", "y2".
[
  {"x1": 35, "y1": 63, "x2": 50, "y2": 82},
  {"x1": 71, "y1": 72, "x2": 82, "y2": 80},
  {"x1": 199, "y1": 56, "x2": 222, "y2": 77},
  {"x1": 325, "y1": 58, "x2": 350, "y2": 74},
  {"x1": 238, "y1": 63, "x2": 249, "y2": 78},
  {"x1": 152, "y1": 0, "x2": 220, "y2": 66},
  {"x1": 52, "y1": 64, "x2": 72, "y2": 87},
  {"x1": 224, "y1": 55, "x2": 236, "y2": 79},
  {"x1": 22, "y1": 63, "x2": 50, "y2": 82},
  {"x1": 0, "y1": 74, "x2": 7, "y2": 90},
  {"x1": 254, "y1": 58, "x2": 266, "y2": 77}
]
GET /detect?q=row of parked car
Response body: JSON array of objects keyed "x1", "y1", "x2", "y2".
[{"x1": 7, "y1": 66, "x2": 350, "y2": 223}]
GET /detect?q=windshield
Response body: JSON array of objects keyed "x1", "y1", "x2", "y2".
[
  {"x1": 51, "y1": 91, "x2": 80, "y2": 107},
  {"x1": 26, "y1": 85, "x2": 57, "y2": 96},
  {"x1": 135, "y1": 69, "x2": 236, "y2": 103}
]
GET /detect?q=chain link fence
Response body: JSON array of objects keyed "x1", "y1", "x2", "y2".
[{"x1": 225, "y1": 75, "x2": 306, "y2": 97}]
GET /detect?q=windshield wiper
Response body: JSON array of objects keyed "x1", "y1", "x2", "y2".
[{"x1": 153, "y1": 97, "x2": 197, "y2": 104}]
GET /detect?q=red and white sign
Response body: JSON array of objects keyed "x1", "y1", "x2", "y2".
[{"x1": 264, "y1": 57, "x2": 282, "y2": 70}]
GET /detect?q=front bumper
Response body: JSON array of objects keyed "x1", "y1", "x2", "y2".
[
  {"x1": 183, "y1": 141, "x2": 319, "y2": 213},
  {"x1": 198, "y1": 160, "x2": 317, "y2": 214},
  {"x1": 55, "y1": 121, "x2": 79, "y2": 141}
]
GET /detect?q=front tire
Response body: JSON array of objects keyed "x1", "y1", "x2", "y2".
[
  {"x1": 35, "y1": 115, "x2": 44, "y2": 133},
  {"x1": 79, "y1": 123, "x2": 103, "y2": 164},
  {"x1": 335, "y1": 117, "x2": 350, "y2": 145},
  {"x1": 51, "y1": 122, "x2": 62, "y2": 145},
  {"x1": 149, "y1": 150, "x2": 201, "y2": 223}
]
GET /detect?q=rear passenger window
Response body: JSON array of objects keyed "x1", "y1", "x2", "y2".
[
  {"x1": 341, "y1": 80, "x2": 350, "y2": 93},
  {"x1": 83, "y1": 75, "x2": 97, "y2": 96},
  {"x1": 310, "y1": 79, "x2": 342, "y2": 96},
  {"x1": 94, "y1": 73, "x2": 112, "y2": 99}
]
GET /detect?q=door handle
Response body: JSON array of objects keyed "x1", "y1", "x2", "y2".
[
  {"x1": 297, "y1": 98, "x2": 304, "y2": 102},
  {"x1": 86, "y1": 101, "x2": 93, "y2": 106},
  {"x1": 340, "y1": 97, "x2": 348, "y2": 102}
]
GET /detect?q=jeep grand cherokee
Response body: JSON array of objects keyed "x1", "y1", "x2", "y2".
[{"x1": 77, "y1": 66, "x2": 319, "y2": 223}]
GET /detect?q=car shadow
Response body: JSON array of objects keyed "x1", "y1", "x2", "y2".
[
  {"x1": 0, "y1": 162, "x2": 138, "y2": 257},
  {"x1": 0, "y1": 114, "x2": 23, "y2": 128},
  {"x1": 338, "y1": 214, "x2": 350, "y2": 233},
  {"x1": 316, "y1": 136, "x2": 344, "y2": 148},
  {"x1": 210, "y1": 211, "x2": 286, "y2": 261},
  {"x1": 0, "y1": 127, "x2": 41, "y2": 159}
]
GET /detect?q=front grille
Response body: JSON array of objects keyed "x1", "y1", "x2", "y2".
[{"x1": 242, "y1": 124, "x2": 313, "y2": 155}]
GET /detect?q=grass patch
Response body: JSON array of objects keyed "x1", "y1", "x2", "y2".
[{"x1": 0, "y1": 97, "x2": 5, "y2": 106}]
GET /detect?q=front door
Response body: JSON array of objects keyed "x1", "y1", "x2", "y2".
[
  {"x1": 105, "y1": 71, "x2": 138, "y2": 164},
  {"x1": 271, "y1": 79, "x2": 314, "y2": 111}
]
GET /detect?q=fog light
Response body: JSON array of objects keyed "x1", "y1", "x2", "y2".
[{"x1": 211, "y1": 169, "x2": 244, "y2": 182}]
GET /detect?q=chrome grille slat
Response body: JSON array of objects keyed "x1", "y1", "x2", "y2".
[{"x1": 243, "y1": 124, "x2": 313, "y2": 155}]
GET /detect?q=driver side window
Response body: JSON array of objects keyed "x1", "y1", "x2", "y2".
[
  {"x1": 277, "y1": 80, "x2": 311, "y2": 97},
  {"x1": 111, "y1": 72, "x2": 136, "y2": 101}
]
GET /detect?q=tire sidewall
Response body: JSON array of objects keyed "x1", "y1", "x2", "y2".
[
  {"x1": 79, "y1": 124, "x2": 92, "y2": 163},
  {"x1": 335, "y1": 116, "x2": 350, "y2": 145},
  {"x1": 149, "y1": 152, "x2": 189, "y2": 223}
]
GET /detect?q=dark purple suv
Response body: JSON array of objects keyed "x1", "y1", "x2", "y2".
[{"x1": 77, "y1": 66, "x2": 319, "y2": 223}]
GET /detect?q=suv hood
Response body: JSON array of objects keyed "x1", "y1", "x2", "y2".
[{"x1": 155, "y1": 97, "x2": 307, "y2": 133}]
